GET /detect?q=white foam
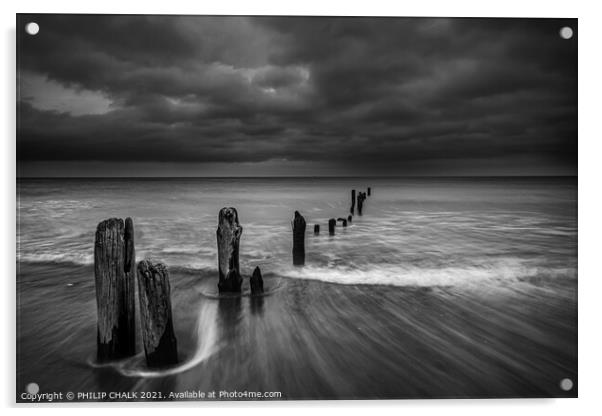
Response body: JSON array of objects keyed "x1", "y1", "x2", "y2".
[
  {"x1": 161, "y1": 246, "x2": 200, "y2": 254},
  {"x1": 116, "y1": 301, "x2": 219, "y2": 378},
  {"x1": 17, "y1": 251, "x2": 93, "y2": 265},
  {"x1": 278, "y1": 259, "x2": 576, "y2": 288}
]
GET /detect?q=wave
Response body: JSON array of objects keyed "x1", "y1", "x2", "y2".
[
  {"x1": 17, "y1": 252, "x2": 93, "y2": 266},
  {"x1": 160, "y1": 246, "x2": 202, "y2": 255},
  {"x1": 277, "y1": 259, "x2": 577, "y2": 288},
  {"x1": 17, "y1": 252, "x2": 576, "y2": 291},
  {"x1": 16, "y1": 251, "x2": 218, "y2": 272}
]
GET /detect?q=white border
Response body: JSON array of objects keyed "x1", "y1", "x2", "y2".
[{"x1": 3, "y1": 0, "x2": 601, "y2": 414}]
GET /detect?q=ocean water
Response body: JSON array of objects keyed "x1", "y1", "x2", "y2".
[{"x1": 16, "y1": 177, "x2": 578, "y2": 400}]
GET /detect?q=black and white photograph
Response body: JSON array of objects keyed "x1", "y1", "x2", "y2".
[{"x1": 16, "y1": 13, "x2": 577, "y2": 402}]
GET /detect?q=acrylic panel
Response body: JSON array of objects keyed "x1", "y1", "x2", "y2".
[{"x1": 16, "y1": 14, "x2": 577, "y2": 402}]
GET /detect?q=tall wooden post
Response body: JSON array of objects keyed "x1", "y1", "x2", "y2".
[
  {"x1": 329, "y1": 218, "x2": 336, "y2": 236},
  {"x1": 94, "y1": 218, "x2": 136, "y2": 362},
  {"x1": 314, "y1": 224, "x2": 320, "y2": 235},
  {"x1": 350, "y1": 189, "x2": 356, "y2": 214},
  {"x1": 216, "y1": 207, "x2": 243, "y2": 292},
  {"x1": 292, "y1": 211, "x2": 306, "y2": 266},
  {"x1": 137, "y1": 260, "x2": 178, "y2": 367},
  {"x1": 123, "y1": 217, "x2": 136, "y2": 353},
  {"x1": 367, "y1": 187, "x2": 371, "y2": 196}
]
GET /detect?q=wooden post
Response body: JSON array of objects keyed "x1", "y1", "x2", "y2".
[
  {"x1": 337, "y1": 217, "x2": 347, "y2": 227},
  {"x1": 123, "y1": 217, "x2": 136, "y2": 353},
  {"x1": 329, "y1": 218, "x2": 336, "y2": 236},
  {"x1": 292, "y1": 211, "x2": 306, "y2": 266},
  {"x1": 350, "y1": 189, "x2": 356, "y2": 214},
  {"x1": 137, "y1": 260, "x2": 178, "y2": 367},
  {"x1": 357, "y1": 192, "x2": 366, "y2": 216},
  {"x1": 216, "y1": 207, "x2": 243, "y2": 292},
  {"x1": 250, "y1": 266, "x2": 264, "y2": 294},
  {"x1": 367, "y1": 187, "x2": 371, "y2": 196},
  {"x1": 314, "y1": 224, "x2": 320, "y2": 235},
  {"x1": 94, "y1": 218, "x2": 136, "y2": 362},
  {"x1": 348, "y1": 215, "x2": 352, "y2": 223}
]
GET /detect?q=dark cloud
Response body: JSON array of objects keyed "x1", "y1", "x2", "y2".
[{"x1": 17, "y1": 15, "x2": 577, "y2": 176}]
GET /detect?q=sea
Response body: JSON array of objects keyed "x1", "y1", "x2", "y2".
[{"x1": 16, "y1": 177, "x2": 578, "y2": 400}]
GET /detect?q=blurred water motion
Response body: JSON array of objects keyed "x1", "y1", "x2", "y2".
[{"x1": 16, "y1": 177, "x2": 577, "y2": 400}]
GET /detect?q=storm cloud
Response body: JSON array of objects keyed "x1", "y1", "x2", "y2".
[{"x1": 17, "y1": 15, "x2": 577, "y2": 176}]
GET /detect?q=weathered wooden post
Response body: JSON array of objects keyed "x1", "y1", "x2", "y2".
[
  {"x1": 216, "y1": 207, "x2": 243, "y2": 292},
  {"x1": 367, "y1": 187, "x2": 371, "y2": 196},
  {"x1": 123, "y1": 217, "x2": 136, "y2": 349},
  {"x1": 314, "y1": 224, "x2": 320, "y2": 235},
  {"x1": 94, "y1": 217, "x2": 136, "y2": 362},
  {"x1": 137, "y1": 260, "x2": 178, "y2": 367},
  {"x1": 250, "y1": 266, "x2": 264, "y2": 294},
  {"x1": 337, "y1": 217, "x2": 348, "y2": 227},
  {"x1": 350, "y1": 189, "x2": 356, "y2": 214},
  {"x1": 347, "y1": 215, "x2": 352, "y2": 223},
  {"x1": 329, "y1": 218, "x2": 336, "y2": 236},
  {"x1": 292, "y1": 211, "x2": 306, "y2": 266}
]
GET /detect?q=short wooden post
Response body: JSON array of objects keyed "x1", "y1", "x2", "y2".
[
  {"x1": 314, "y1": 224, "x2": 320, "y2": 235},
  {"x1": 337, "y1": 217, "x2": 347, "y2": 227},
  {"x1": 250, "y1": 266, "x2": 264, "y2": 294},
  {"x1": 137, "y1": 260, "x2": 178, "y2": 367},
  {"x1": 367, "y1": 187, "x2": 371, "y2": 196},
  {"x1": 216, "y1": 207, "x2": 243, "y2": 292},
  {"x1": 94, "y1": 218, "x2": 136, "y2": 362},
  {"x1": 329, "y1": 218, "x2": 336, "y2": 236},
  {"x1": 350, "y1": 189, "x2": 356, "y2": 214},
  {"x1": 347, "y1": 215, "x2": 352, "y2": 223},
  {"x1": 292, "y1": 211, "x2": 306, "y2": 266}
]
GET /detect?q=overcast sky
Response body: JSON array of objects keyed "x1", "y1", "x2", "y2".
[{"x1": 17, "y1": 15, "x2": 577, "y2": 177}]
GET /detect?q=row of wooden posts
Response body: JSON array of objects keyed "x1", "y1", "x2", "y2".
[
  {"x1": 294, "y1": 188, "x2": 371, "y2": 266},
  {"x1": 93, "y1": 187, "x2": 370, "y2": 368}
]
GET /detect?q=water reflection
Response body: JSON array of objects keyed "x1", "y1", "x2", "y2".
[
  {"x1": 217, "y1": 296, "x2": 243, "y2": 342},
  {"x1": 250, "y1": 295, "x2": 264, "y2": 316}
]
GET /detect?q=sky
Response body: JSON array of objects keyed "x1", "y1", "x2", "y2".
[{"x1": 17, "y1": 15, "x2": 577, "y2": 177}]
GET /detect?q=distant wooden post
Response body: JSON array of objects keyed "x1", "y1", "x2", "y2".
[
  {"x1": 367, "y1": 187, "x2": 371, "y2": 196},
  {"x1": 347, "y1": 215, "x2": 352, "y2": 223},
  {"x1": 217, "y1": 207, "x2": 243, "y2": 292},
  {"x1": 337, "y1": 217, "x2": 348, "y2": 227},
  {"x1": 250, "y1": 266, "x2": 264, "y2": 294},
  {"x1": 137, "y1": 260, "x2": 178, "y2": 367},
  {"x1": 350, "y1": 190, "x2": 356, "y2": 214},
  {"x1": 314, "y1": 224, "x2": 320, "y2": 235},
  {"x1": 292, "y1": 211, "x2": 306, "y2": 266},
  {"x1": 94, "y1": 218, "x2": 136, "y2": 362},
  {"x1": 329, "y1": 218, "x2": 336, "y2": 236},
  {"x1": 357, "y1": 192, "x2": 366, "y2": 216}
]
